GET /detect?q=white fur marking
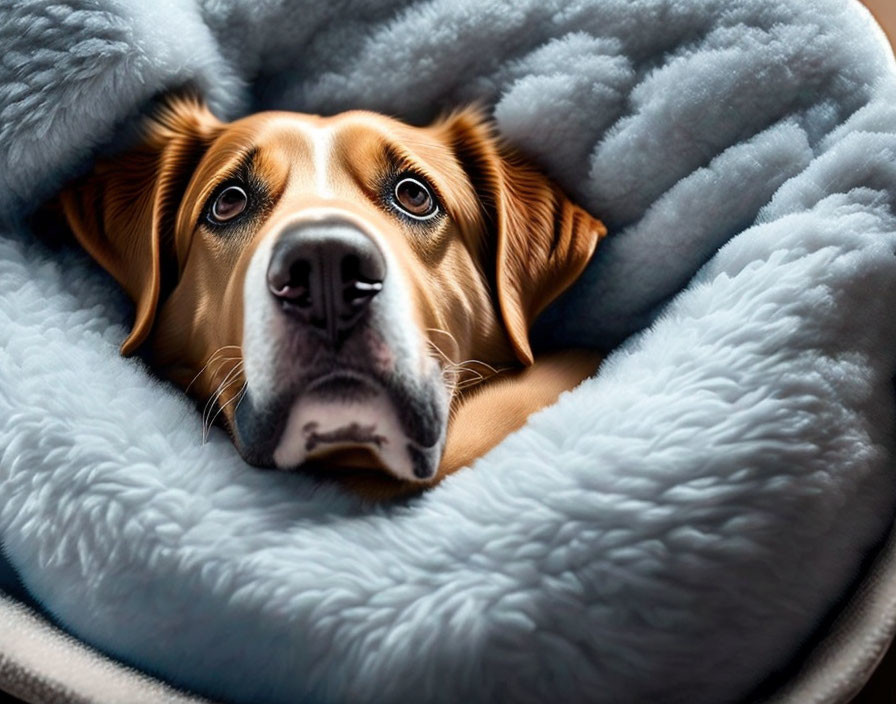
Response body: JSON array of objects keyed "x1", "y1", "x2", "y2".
[
  {"x1": 272, "y1": 386, "x2": 419, "y2": 481},
  {"x1": 310, "y1": 125, "x2": 334, "y2": 198}
]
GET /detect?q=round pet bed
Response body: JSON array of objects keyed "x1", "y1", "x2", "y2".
[{"x1": 1, "y1": 1, "x2": 896, "y2": 702}]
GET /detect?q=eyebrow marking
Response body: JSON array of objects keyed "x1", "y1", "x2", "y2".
[
  {"x1": 382, "y1": 143, "x2": 413, "y2": 173},
  {"x1": 224, "y1": 146, "x2": 258, "y2": 184},
  {"x1": 203, "y1": 146, "x2": 259, "y2": 199},
  {"x1": 239, "y1": 146, "x2": 258, "y2": 171}
]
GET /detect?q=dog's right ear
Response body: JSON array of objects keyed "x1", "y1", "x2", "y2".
[{"x1": 59, "y1": 94, "x2": 222, "y2": 355}]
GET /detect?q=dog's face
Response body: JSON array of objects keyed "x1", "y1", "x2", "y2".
[{"x1": 59, "y1": 97, "x2": 605, "y2": 482}]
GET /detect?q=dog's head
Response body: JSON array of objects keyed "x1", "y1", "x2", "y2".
[{"x1": 59, "y1": 96, "x2": 606, "y2": 482}]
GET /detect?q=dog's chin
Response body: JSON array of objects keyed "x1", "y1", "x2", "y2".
[{"x1": 267, "y1": 372, "x2": 444, "y2": 482}]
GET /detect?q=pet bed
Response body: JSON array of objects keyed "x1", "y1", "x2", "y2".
[{"x1": 2, "y1": 0, "x2": 896, "y2": 702}]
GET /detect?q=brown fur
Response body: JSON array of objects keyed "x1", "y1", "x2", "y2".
[{"x1": 57, "y1": 96, "x2": 607, "y2": 500}]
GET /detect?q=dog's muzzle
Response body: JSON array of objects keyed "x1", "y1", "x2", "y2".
[{"x1": 234, "y1": 217, "x2": 448, "y2": 483}]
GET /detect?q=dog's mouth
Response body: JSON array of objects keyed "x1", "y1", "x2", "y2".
[
  {"x1": 232, "y1": 367, "x2": 448, "y2": 482},
  {"x1": 276, "y1": 372, "x2": 419, "y2": 476}
]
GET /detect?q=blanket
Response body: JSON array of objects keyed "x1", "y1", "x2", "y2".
[{"x1": 1, "y1": 1, "x2": 896, "y2": 702}]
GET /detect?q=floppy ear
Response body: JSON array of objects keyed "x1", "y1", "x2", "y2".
[
  {"x1": 58, "y1": 94, "x2": 221, "y2": 355},
  {"x1": 442, "y1": 109, "x2": 607, "y2": 366}
]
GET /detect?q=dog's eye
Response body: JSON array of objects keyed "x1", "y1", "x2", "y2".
[
  {"x1": 209, "y1": 185, "x2": 248, "y2": 224},
  {"x1": 393, "y1": 177, "x2": 437, "y2": 219}
]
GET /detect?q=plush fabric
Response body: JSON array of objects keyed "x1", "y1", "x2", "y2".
[
  {"x1": 0, "y1": 593, "x2": 208, "y2": 704},
  {"x1": 2, "y1": 1, "x2": 896, "y2": 703}
]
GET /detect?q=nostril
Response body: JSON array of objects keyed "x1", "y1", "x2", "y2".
[
  {"x1": 291, "y1": 259, "x2": 312, "y2": 288},
  {"x1": 344, "y1": 279, "x2": 383, "y2": 307},
  {"x1": 341, "y1": 254, "x2": 361, "y2": 283},
  {"x1": 269, "y1": 258, "x2": 313, "y2": 307},
  {"x1": 341, "y1": 254, "x2": 383, "y2": 308}
]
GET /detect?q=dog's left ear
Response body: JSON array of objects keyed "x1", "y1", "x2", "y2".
[
  {"x1": 58, "y1": 94, "x2": 222, "y2": 355},
  {"x1": 442, "y1": 109, "x2": 607, "y2": 365}
]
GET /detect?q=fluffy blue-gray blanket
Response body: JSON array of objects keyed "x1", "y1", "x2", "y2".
[{"x1": 2, "y1": 1, "x2": 896, "y2": 702}]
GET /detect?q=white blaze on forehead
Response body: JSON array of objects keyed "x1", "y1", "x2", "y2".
[
  {"x1": 305, "y1": 123, "x2": 334, "y2": 198},
  {"x1": 262, "y1": 117, "x2": 336, "y2": 197}
]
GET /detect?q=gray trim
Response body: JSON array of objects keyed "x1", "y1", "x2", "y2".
[
  {"x1": 0, "y1": 594, "x2": 213, "y2": 704},
  {"x1": 756, "y1": 516, "x2": 896, "y2": 704}
]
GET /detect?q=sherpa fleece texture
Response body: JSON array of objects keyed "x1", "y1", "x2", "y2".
[{"x1": 2, "y1": 1, "x2": 896, "y2": 703}]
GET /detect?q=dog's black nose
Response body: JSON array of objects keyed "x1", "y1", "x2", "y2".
[{"x1": 267, "y1": 221, "x2": 386, "y2": 344}]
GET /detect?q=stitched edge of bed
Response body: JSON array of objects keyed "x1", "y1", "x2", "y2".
[
  {"x1": 0, "y1": 594, "x2": 212, "y2": 704},
  {"x1": 750, "y1": 513, "x2": 896, "y2": 704}
]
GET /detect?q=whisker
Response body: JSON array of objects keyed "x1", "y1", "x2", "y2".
[
  {"x1": 426, "y1": 327, "x2": 459, "y2": 348},
  {"x1": 198, "y1": 356, "x2": 241, "y2": 391},
  {"x1": 426, "y1": 338, "x2": 455, "y2": 367},
  {"x1": 186, "y1": 344, "x2": 242, "y2": 393},
  {"x1": 453, "y1": 358, "x2": 500, "y2": 374},
  {"x1": 452, "y1": 365, "x2": 511, "y2": 394},
  {"x1": 199, "y1": 354, "x2": 243, "y2": 414},
  {"x1": 434, "y1": 353, "x2": 500, "y2": 377},
  {"x1": 207, "y1": 380, "x2": 248, "y2": 437},
  {"x1": 202, "y1": 362, "x2": 239, "y2": 420},
  {"x1": 232, "y1": 382, "x2": 249, "y2": 415},
  {"x1": 201, "y1": 360, "x2": 244, "y2": 444},
  {"x1": 441, "y1": 367, "x2": 460, "y2": 382},
  {"x1": 204, "y1": 363, "x2": 244, "y2": 428},
  {"x1": 203, "y1": 379, "x2": 244, "y2": 443},
  {"x1": 453, "y1": 367, "x2": 486, "y2": 382},
  {"x1": 425, "y1": 334, "x2": 512, "y2": 401}
]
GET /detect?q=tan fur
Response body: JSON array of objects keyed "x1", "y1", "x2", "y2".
[{"x1": 57, "y1": 96, "x2": 607, "y2": 500}]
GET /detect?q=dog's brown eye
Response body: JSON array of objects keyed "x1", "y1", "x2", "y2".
[
  {"x1": 210, "y1": 185, "x2": 248, "y2": 223},
  {"x1": 393, "y1": 177, "x2": 437, "y2": 219}
]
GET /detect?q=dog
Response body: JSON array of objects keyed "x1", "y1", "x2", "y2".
[{"x1": 55, "y1": 94, "x2": 606, "y2": 499}]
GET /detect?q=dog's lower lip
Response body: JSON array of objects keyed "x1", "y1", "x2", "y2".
[{"x1": 305, "y1": 370, "x2": 379, "y2": 397}]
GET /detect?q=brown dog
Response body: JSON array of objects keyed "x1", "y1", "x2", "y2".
[{"x1": 56, "y1": 95, "x2": 606, "y2": 498}]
